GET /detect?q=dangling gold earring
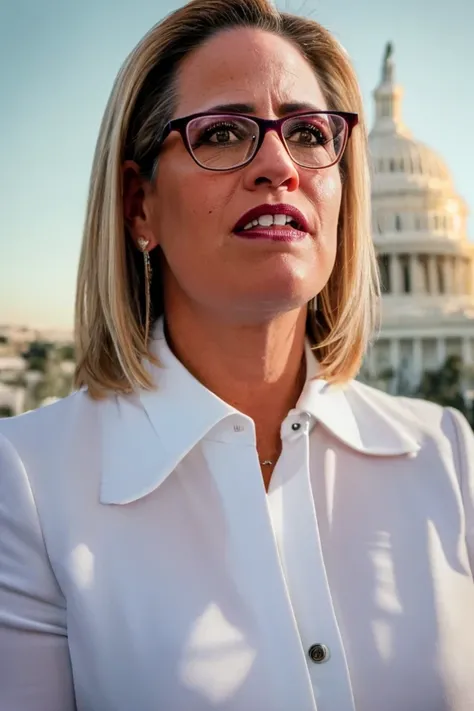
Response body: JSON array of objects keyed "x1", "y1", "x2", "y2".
[{"x1": 137, "y1": 237, "x2": 152, "y2": 344}]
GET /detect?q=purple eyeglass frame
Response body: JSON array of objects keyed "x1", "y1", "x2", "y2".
[{"x1": 153, "y1": 110, "x2": 359, "y2": 172}]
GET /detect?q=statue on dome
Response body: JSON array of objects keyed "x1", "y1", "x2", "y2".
[{"x1": 382, "y1": 41, "x2": 395, "y2": 83}]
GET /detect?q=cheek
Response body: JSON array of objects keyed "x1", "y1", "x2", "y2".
[
  {"x1": 305, "y1": 172, "x2": 342, "y2": 281},
  {"x1": 306, "y1": 171, "x2": 342, "y2": 254},
  {"x1": 153, "y1": 164, "x2": 230, "y2": 246},
  {"x1": 154, "y1": 176, "x2": 199, "y2": 236},
  {"x1": 315, "y1": 173, "x2": 342, "y2": 209}
]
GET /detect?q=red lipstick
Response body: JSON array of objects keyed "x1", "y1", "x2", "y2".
[{"x1": 233, "y1": 203, "x2": 309, "y2": 242}]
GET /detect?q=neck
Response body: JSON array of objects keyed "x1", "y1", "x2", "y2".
[{"x1": 163, "y1": 302, "x2": 308, "y2": 458}]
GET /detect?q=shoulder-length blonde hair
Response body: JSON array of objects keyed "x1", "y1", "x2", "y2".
[{"x1": 74, "y1": 0, "x2": 379, "y2": 398}]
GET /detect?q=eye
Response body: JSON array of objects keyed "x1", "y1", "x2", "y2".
[
  {"x1": 286, "y1": 121, "x2": 330, "y2": 146},
  {"x1": 196, "y1": 121, "x2": 247, "y2": 146}
]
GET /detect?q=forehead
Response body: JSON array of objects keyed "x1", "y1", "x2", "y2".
[{"x1": 174, "y1": 27, "x2": 328, "y2": 117}]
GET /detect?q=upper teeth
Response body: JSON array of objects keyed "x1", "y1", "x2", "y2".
[{"x1": 243, "y1": 214, "x2": 296, "y2": 230}]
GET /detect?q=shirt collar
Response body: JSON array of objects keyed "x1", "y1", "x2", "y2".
[
  {"x1": 100, "y1": 318, "x2": 419, "y2": 505},
  {"x1": 298, "y1": 339, "x2": 419, "y2": 456}
]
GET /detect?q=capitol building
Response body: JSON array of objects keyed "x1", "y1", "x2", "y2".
[{"x1": 364, "y1": 44, "x2": 474, "y2": 394}]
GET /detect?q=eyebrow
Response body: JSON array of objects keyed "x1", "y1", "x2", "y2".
[{"x1": 204, "y1": 101, "x2": 325, "y2": 116}]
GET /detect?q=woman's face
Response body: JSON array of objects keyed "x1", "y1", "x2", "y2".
[{"x1": 143, "y1": 28, "x2": 342, "y2": 321}]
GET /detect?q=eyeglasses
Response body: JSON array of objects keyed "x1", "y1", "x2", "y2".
[{"x1": 155, "y1": 110, "x2": 358, "y2": 172}]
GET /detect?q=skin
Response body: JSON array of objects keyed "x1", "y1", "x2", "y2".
[{"x1": 123, "y1": 27, "x2": 343, "y2": 490}]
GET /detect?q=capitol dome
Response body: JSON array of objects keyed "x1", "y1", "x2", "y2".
[
  {"x1": 362, "y1": 44, "x2": 474, "y2": 393},
  {"x1": 370, "y1": 132, "x2": 452, "y2": 185},
  {"x1": 369, "y1": 43, "x2": 454, "y2": 191}
]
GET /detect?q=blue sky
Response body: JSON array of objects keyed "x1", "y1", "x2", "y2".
[{"x1": 0, "y1": 0, "x2": 473, "y2": 329}]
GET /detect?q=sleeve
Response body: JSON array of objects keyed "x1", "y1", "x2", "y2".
[
  {"x1": 0, "y1": 433, "x2": 76, "y2": 711},
  {"x1": 445, "y1": 407, "x2": 474, "y2": 577}
]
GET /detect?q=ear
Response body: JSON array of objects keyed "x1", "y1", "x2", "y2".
[{"x1": 122, "y1": 160, "x2": 160, "y2": 251}]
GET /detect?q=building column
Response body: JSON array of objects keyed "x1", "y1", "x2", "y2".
[
  {"x1": 444, "y1": 256, "x2": 454, "y2": 294},
  {"x1": 447, "y1": 257, "x2": 454, "y2": 294},
  {"x1": 458, "y1": 259, "x2": 463, "y2": 295},
  {"x1": 452, "y1": 257, "x2": 461, "y2": 295},
  {"x1": 459, "y1": 258, "x2": 465, "y2": 295},
  {"x1": 409, "y1": 255, "x2": 416, "y2": 293},
  {"x1": 464, "y1": 258, "x2": 471, "y2": 295},
  {"x1": 410, "y1": 254, "x2": 422, "y2": 293},
  {"x1": 428, "y1": 255, "x2": 438, "y2": 294},
  {"x1": 437, "y1": 337, "x2": 447, "y2": 367},
  {"x1": 389, "y1": 254, "x2": 401, "y2": 294},
  {"x1": 451, "y1": 256, "x2": 459, "y2": 294},
  {"x1": 459, "y1": 258, "x2": 467, "y2": 295},
  {"x1": 412, "y1": 337, "x2": 423, "y2": 387}
]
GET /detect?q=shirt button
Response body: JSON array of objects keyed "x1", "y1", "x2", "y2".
[
  {"x1": 308, "y1": 644, "x2": 330, "y2": 664},
  {"x1": 291, "y1": 422, "x2": 301, "y2": 431}
]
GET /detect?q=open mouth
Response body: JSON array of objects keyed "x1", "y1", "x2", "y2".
[
  {"x1": 240, "y1": 214, "x2": 304, "y2": 231},
  {"x1": 233, "y1": 204, "x2": 309, "y2": 235}
]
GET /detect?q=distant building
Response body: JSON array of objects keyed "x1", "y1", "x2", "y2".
[
  {"x1": 0, "y1": 356, "x2": 26, "y2": 383},
  {"x1": 365, "y1": 43, "x2": 474, "y2": 391},
  {"x1": 0, "y1": 382, "x2": 25, "y2": 416},
  {"x1": 0, "y1": 324, "x2": 73, "y2": 346},
  {"x1": 0, "y1": 333, "x2": 75, "y2": 416},
  {"x1": 59, "y1": 360, "x2": 76, "y2": 377}
]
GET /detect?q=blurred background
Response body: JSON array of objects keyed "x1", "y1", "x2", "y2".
[{"x1": 0, "y1": 0, "x2": 473, "y2": 418}]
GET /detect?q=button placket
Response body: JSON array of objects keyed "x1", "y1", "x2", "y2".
[
  {"x1": 267, "y1": 413, "x2": 356, "y2": 711},
  {"x1": 200, "y1": 435, "x2": 319, "y2": 711},
  {"x1": 283, "y1": 412, "x2": 312, "y2": 443}
]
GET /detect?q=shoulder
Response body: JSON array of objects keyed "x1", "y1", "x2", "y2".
[
  {"x1": 0, "y1": 385, "x2": 153, "y2": 508},
  {"x1": 346, "y1": 378, "x2": 471, "y2": 458},
  {"x1": 0, "y1": 388, "x2": 118, "y2": 546},
  {"x1": 0, "y1": 389, "x2": 111, "y2": 511},
  {"x1": 343, "y1": 381, "x2": 474, "y2": 573},
  {"x1": 0, "y1": 388, "x2": 99, "y2": 463},
  {"x1": 348, "y1": 379, "x2": 445, "y2": 421}
]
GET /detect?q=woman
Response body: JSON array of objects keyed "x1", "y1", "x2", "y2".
[{"x1": 1, "y1": 0, "x2": 474, "y2": 709}]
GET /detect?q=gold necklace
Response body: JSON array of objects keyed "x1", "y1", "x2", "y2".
[{"x1": 261, "y1": 459, "x2": 273, "y2": 467}]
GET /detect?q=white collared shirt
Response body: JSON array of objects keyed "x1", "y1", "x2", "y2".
[{"x1": 1, "y1": 320, "x2": 474, "y2": 711}]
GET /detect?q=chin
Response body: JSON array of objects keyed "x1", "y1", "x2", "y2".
[
  {"x1": 261, "y1": 267, "x2": 322, "y2": 298},
  {"x1": 236, "y1": 276, "x2": 320, "y2": 315}
]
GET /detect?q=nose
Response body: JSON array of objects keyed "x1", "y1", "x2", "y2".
[{"x1": 242, "y1": 129, "x2": 300, "y2": 192}]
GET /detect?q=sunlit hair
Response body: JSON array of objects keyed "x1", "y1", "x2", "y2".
[{"x1": 74, "y1": 0, "x2": 380, "y2": 398}]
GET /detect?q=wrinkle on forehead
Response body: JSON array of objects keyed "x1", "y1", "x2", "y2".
[{"x1": 175, "y1": 27, "x2": 328, "y2": 118}]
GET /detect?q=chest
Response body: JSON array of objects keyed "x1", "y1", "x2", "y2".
[{"x1": 52, "y1": 431, "x2": 474, "y2": 711}]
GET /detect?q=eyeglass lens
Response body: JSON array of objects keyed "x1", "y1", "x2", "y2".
[{"x1": 186, "y1": 113, "x2": 348, "y2": 170}]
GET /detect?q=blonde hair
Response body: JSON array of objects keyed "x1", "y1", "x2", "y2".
[{"x1": 74, "y1": 0, "x2": 380, "y2": 398}]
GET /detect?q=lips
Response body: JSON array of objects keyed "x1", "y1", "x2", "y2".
[{"x1": 233, "y1": 203, "x2": 310, "y2": 235}]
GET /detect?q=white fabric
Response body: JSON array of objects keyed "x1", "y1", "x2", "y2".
[{"x1": 1, "y1": 319, "x2": 474, "y2": 711}]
